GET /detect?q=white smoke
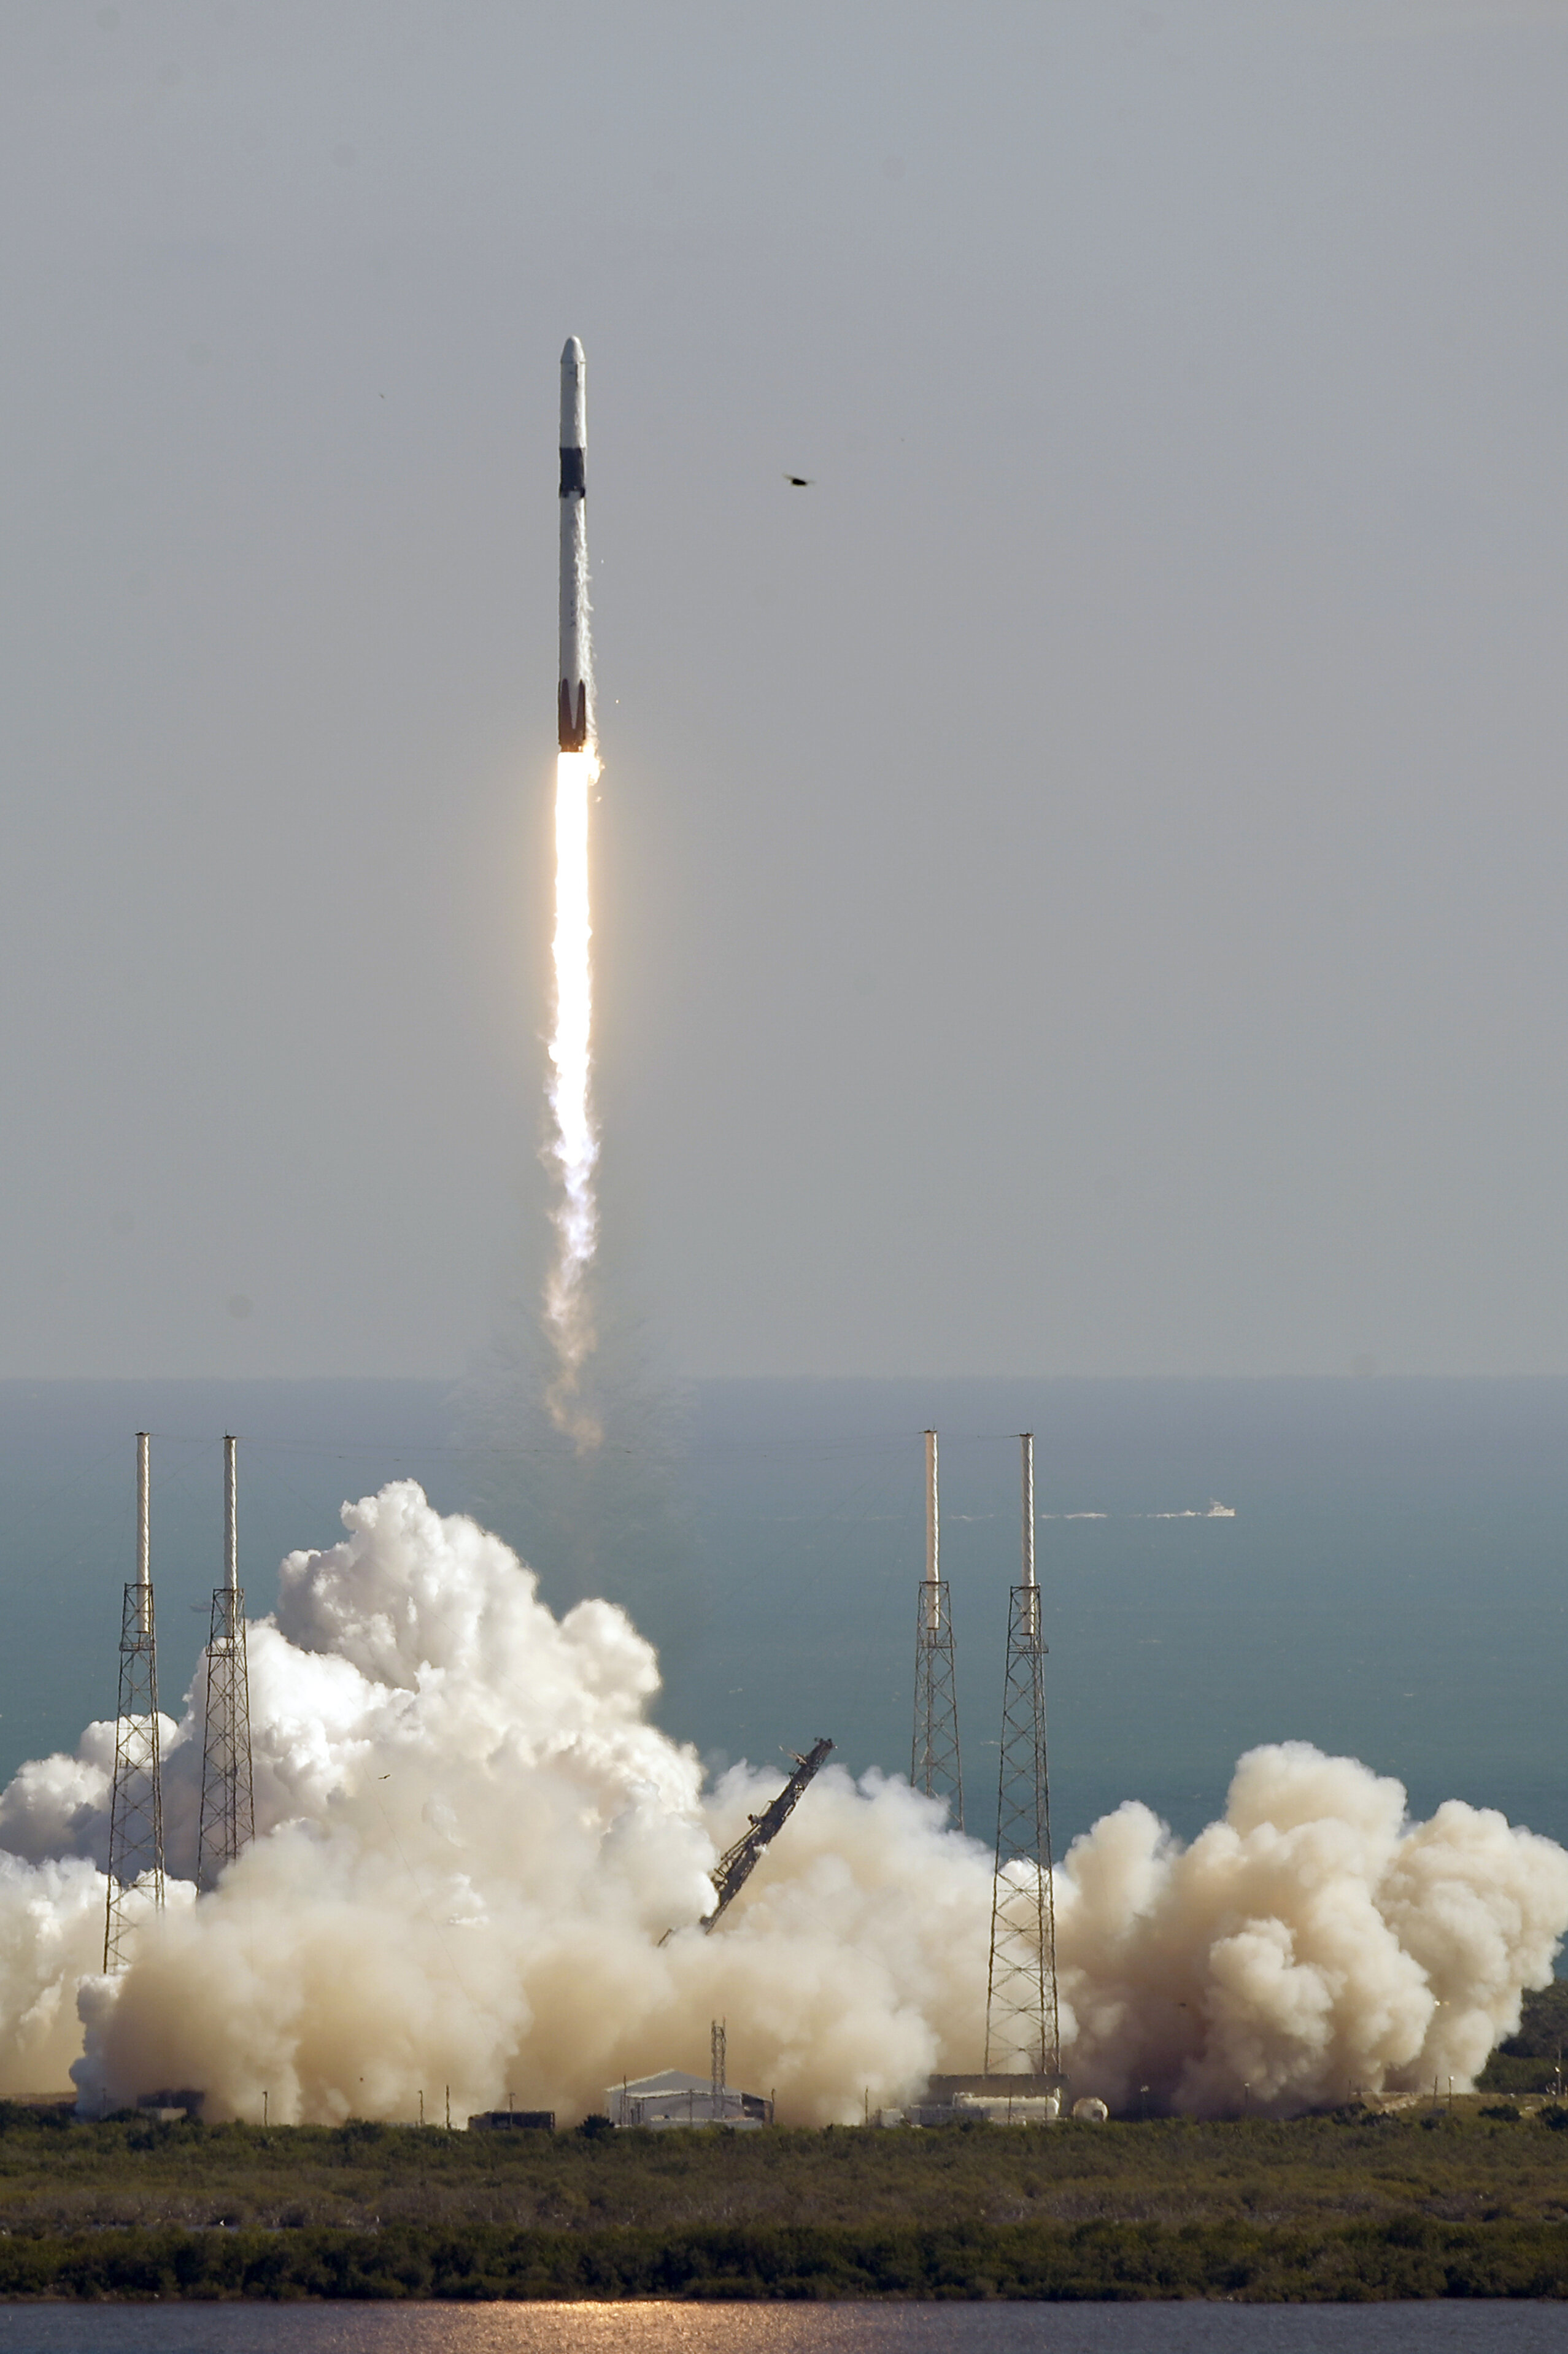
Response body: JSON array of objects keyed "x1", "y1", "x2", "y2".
[
  {"x1": 0, "y1": 1482, "x2": 1560, "y2": 2121},
  {"x1": 1054, "y1": 1745, "x2": 1568, "y2": 2113}
]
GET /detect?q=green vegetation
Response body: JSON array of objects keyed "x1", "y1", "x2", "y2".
[
  {"x1": 0, "y1": 2102, "x2": 1567, "y2": 2299},
  {"x1": 2, "y1": 2213, "x2": 1568, "y2": 2302},
  {"x1": 1478, "y1": 1980, "x2": 1568, "y2": 2096}
]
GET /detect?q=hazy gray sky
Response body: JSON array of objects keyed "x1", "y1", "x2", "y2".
[{"x1": 3, "y1": 0, "x2": 1567, "y2": 1380}]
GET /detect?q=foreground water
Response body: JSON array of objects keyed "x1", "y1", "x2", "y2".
[
  {"x1": 2, "y1": 2302, "x2": 1568, "y2": 2352},
  {"x1": 4, "y1": 1375, "x2": 1567, "y2": 1856}
]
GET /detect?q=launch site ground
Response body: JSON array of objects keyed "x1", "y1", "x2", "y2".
[{"x1": 0, "y1": 2102, "x2": 1567, "y2": 2299}]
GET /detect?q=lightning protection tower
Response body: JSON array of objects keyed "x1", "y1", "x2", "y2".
[
  {"x1": 197, "y1": 1434, "x2": 255, "y2": 1893},
  {"x1": 910, "y1": 1427, "x2": 963, "y2": 1829},
  {"x1": 104, "y1": 1432, "x2": 166, "y2": 1974},
  {"x1": 984, "y1": 1432, "x2": 1060, "y2": 2077}
]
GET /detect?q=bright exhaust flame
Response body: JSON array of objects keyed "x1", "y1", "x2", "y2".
[{"x1": 544, "y1": 746, "x2": 601, "y2": 1443}]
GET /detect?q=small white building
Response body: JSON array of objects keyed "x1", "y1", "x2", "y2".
[
  {"x1": 607, "y1": 2069, "x2": 771, "y2": 2129},
  {"x1": 952, "y1": 2090, "x2": 1061, "y2": 2124}
]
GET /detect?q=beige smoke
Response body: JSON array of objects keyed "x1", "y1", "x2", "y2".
[
  {"x1": 0, "y1": 1483, "x2": 1559, "y2": 2120},
  {"x1": 1054, "y1": 1743, "x2": 1568, "y2": 2113}
]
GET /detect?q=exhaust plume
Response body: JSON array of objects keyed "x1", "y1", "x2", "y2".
[
  {"x1": 543, "y1": 745, "x2": 601, "y2": 1445},
  {"x1": 0, "y1": 1483, "x2": 1559, "y2": 2120}
]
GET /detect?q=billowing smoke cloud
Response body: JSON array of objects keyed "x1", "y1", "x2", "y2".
[
  {"x1": 1055, "y1": 1746, "x2": 1568, "y2": 2113},
  {"x1": 0, "y1": 1484, "x2": 1559, "y2": 2121}
]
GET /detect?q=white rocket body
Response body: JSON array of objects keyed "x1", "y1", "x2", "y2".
[{"x1": 558, "y1": 337, "x2": 593, "y2": 752}]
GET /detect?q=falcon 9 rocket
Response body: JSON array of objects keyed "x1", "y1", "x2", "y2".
[{"x1": 558, "y1": 337, "x2": 592, "y2": 752}]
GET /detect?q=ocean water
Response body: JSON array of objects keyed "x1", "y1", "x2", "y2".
[
  {"x1": 1, "y1": 2299, "x2": 1567, "y2": 2351},
  {"x1": 2, "y1": 1375, "x2": 1566, "y2": 1862}
]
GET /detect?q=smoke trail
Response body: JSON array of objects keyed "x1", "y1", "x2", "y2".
[
  {"x1": 0, "y1": 1483, "x2": 1561, "y2": 2121},
  {"x1": 543, "y1": 746, "x2": 601, "y2": 1446}
]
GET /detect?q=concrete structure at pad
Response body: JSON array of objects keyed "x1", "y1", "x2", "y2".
[{"x1": 608, "y1": 2069, "x2": 771, "y2": 2129}]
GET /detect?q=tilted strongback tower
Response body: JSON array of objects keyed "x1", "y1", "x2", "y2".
[
  {"x1": 910, "y1": 1427, "x2": 963, "y2": 1829},
  {"x1": 104, "y1": 1432, "x2": 166, "y2": 1973},
  {"x1": 196, "y1": 1434, "x2": 255, "y2": 1893},
  {"x1": 984, "y1": 1432, "x2": 1060, "y2": 2077}
]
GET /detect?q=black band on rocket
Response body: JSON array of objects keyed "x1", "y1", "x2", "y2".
[
  {"x1": 559, "y1": 448, "x2": 585, "y2": 497},
  {"x1": 559, "y1": 679, "x2": 588, "y2": 751}
]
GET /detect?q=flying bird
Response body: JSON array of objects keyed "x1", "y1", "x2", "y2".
[{"x1": 783, "y1": 473, "x2": 813, "y2": 487}]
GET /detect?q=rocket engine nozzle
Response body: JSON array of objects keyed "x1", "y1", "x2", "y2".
[{"x1": 558, "y1": 679, "x2": 589, "y2": 752}]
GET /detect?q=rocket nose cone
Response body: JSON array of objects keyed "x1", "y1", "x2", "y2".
[{"x1": 562, "y1": 336, "x2": 584, "y2": 368}]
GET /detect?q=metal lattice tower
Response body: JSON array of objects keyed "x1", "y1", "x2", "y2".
[
  {"x1": 103, "y1": 1432, "x2": 166, "y2": 1974},
  {"x1": 984, "y1": 1432, "x2": 1060, "y2": 2077},
  {"x1": 196, "y1": 1434, "x2": 255, "y2": 1894},
  {"x1": 710, "y1": 2019, "x2": 726, "y2": 2104},
  {"x1": 910, "y1": 1428, "x2": 963, "y2": 1828}
]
